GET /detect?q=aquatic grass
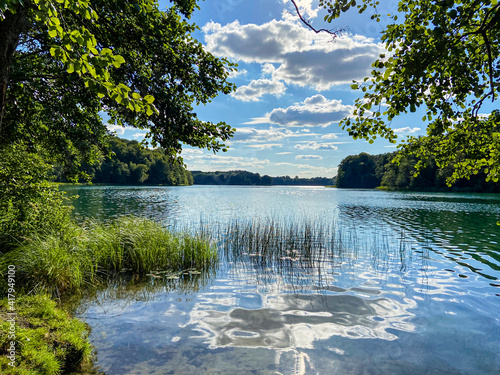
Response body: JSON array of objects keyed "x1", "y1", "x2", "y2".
[
  {"x1": 0, "y1": 216, "x2": 217, "y2": 297},
  {"x1": 216, "y1": 218, "x2": 409, "y2": 279}
]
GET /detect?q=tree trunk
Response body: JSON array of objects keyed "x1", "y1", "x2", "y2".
[{"x1": 0, "y1": 5, "x2": 29, "y2": 133}]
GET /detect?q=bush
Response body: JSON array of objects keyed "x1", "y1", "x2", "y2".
[{"x1": 0, "y1": 144, "x2": 72, "y2": 251}]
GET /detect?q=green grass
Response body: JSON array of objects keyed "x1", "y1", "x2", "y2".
[
  {"x1": 0, "y1": 216, "x2": 217, "y2": 297},
  {"x1": 0, "y1": 295, "x2": 92, "y2": 375},
  {"x1": 218, "y1": 218, "x2": 352, "y2": 266}
]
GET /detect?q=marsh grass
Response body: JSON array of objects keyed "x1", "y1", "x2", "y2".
[
  {"x1": 217, "y1": 218, "x2": 355, "y2": 268},
  {"x1": 0, "y1": 216, "x2": 217, "y2": 297},
  {"x1": 215, "y1": 218, "x2": 412, "y2": 284}
]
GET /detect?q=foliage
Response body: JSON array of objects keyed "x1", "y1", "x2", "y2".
[
  {"x1": 0, "y1": 144, "x2": 72, "y2": 251},
  {"x1": 0, "y1": 294, "x2": 92, "y2": 374},
  {"x1": 336, "y1": 151, "x2": 500, "y2": 192},
  {"x1": 336, "y1": 152, "x2": 389, "y2": 189},
  {"x1": 191, "y1": 170, "x2": 334, "y2": 186},
  {"x1": 1, "y1": 0, "x2": 236, "y2": 180},
  {"x1": 318, "y1": 0, "x2": 500, "y2": 185},
  {"x1": 57, "y1": 136, "x2": 194, "y2": 185},
  {"x1": 0, "y1": 216, "x2": 217, "y2": 297}
]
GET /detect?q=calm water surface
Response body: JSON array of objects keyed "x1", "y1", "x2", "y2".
[{"x1": 62, "y1": 186, "x2": 500, "y2": 374}]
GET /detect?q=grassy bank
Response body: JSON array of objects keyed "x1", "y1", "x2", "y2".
[
  {"x1": 0, "y1": 215, "x2": 217, "y2": 374},
  {"x1": 0, "y1": 295, "x2": 92, "y2": 374}
]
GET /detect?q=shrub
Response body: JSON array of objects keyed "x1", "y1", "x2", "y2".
[{"x1": 0, "y1": 144, "x2": 72, "y2": 251}]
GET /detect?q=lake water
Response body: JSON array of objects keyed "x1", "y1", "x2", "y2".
[{"x1": 61, "y1": 185, "x2": 500, "y2": 375}]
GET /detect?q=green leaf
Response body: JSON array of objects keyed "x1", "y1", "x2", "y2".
[{"x1": 144, "y1": 95, "x2": 155, "y2": 104}]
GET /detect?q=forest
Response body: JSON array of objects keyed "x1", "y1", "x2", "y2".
[
  {"x1": 55, "y1": 137, "x2": 193, "y2": 185},
  {"x1": 336, "y1": 152, "x2": 500, "y2": 192},
  {"x1": 191, "y1": 170, "x2": 335, "y2": 186}
]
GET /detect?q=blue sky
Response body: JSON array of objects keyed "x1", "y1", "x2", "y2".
[{"x1": 109, "y1": 0, "x2": 493, "y2": 178}]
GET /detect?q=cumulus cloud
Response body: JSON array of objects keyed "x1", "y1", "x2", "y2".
[
  {"x1": 246, "y1": 144, "x2": 283, "y2": 149},
  {"x1": 274, "y1": 162, "x2": 338, "y2": 177},
  {"x1": 232, "y1": 126, "x2": 318, "y2": 143},
  {"x1": 262, "y1": 63, "x2": 277, "y2": 76},
  {"x1": 296, "y1": 155, "x2": 323, "y2": 160},
  {"x1": 181, "y1": 148, "x2": 337, "y2": 178},
  {"x1": 231, "y1": 78, "x2": 286, "y2": 101},
  {"x1": 393, "y1": 127, "x2": 421, "y2": 133},
  {"x1": 133, "y1": 132, "x2": 147, "y2": 138},
  {"x1": 294, "y1": 141, "x2": 339, "y2": 150},
  {"x1": 183, "y1": 152, "x2": 271, "y2": 170},
  {"x1": 321, "y1": 133, "x2": 339, "y2": 139},
  {"x1": 228, "y1": 68, "x2": 248, "y2": 78},
  {"x1": 281, "y1": 0, "x2": 319, "y2": 20},
  {"x1": 202, "y1": 19, "x2": 384, "y2": 90},
  {"x1": 106, "y1": 124, "x2": 136, "y2": 135},
  {"x1": 246, "y1": 95, "x2": 353, "y2": 127}
]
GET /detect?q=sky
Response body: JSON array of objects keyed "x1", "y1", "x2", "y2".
[{"x1": 109, "y1": 0, "x2": 492, "y2": 178}]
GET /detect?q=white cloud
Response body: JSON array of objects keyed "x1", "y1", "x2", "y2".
[
  {"x1": 133, "y1": 132, "x2": 147, "y2": 138},
  {"x1": 231, "y1": 78, "x2": 286, "y2": 101},
  {"x1": 393, "y1": 127, "x2": 421, "y2": 134},
  {"x1": 248, "y1": 95, "x2": 353, "y2": 127},
  {"x1": 274, "y1": 162, "x2": 338, "y2": 177},
  {"x1": 246, "y1": 143, "x2": 283, "y2": 150},
  {"x1": 182, "y1": 149, "x2": 338, "y2": 178},
  {"x1": 106, "y1": 124, "x2": 136, "y2": 135},
  {"x1": 202, "y1": 19, "x2": 384, "y2": 90},
  {"x1": 281, "y1": 0, "x2": 319, "y2": 20},
  {"x1": 180, "y1": 148, "x2": 205, "y2": 159},
  {"x1": 294, "y1": 141, "x2": 339, "y2": 150},
  {"x1": 296, "y1": 154, "x2": 323, "y2": 160},
  {"x1": 321, "y1": 133, "x2": 340, "y2": 139},
  {"x1": 276, "y1": 152, "x2": 292, "y2": 155},
  {"x1": 262, "y1": 63, "x2": 276, "y2": 76},
  {"x1": 232, "y1": 126, "x2": 318, "y2": 143},
  {"x1": 184, "y1": 153, "x2": 271, "y2": 171},
  {"x1": 228, "y1": 68, "x2": 248, "y2": 78}
]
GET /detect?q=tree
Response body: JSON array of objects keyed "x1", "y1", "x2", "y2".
[
  {"x1": 336, "y1": 152, "x2": 379, "y2": 188},
  {"x1": 0, "y1": 0, "x2": 236, "y2": 179},
  {"x1": 297, "y1": 0, "x2": 500, "y2": 185}
]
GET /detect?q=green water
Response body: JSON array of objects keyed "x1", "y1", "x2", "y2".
[{"x1": 62, "y1": 186, "x2": 500, "y2": 374}]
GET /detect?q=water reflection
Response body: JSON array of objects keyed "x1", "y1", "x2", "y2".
[
  {"x1": 65, "y1": 186, "x2": 500, "y2": 374},
  {"x1": 190, "y1": 293, "x2": 416, "y2": 350}
]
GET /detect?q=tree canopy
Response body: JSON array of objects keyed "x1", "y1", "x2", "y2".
[
  {"x1": 63, "y1": 136, "x2": 194, "y2": 185},
  {"x1": 0, "y1": 0, "x2": 236, "y2": 179},
  {"x1": 336, "y1": 151, "x2": 500, "y2": 192},
  {"x1": 314, "y1": 0, "x2": 500, "y2": 185}
]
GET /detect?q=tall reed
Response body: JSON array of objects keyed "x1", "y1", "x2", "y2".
[{"x1": 0, "y1": 216, "x2": 217, "y2": 297}]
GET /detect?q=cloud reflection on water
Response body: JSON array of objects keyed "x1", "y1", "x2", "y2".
[{"x1": 187, "y1": 290, "x2": 416, "y2": 351}]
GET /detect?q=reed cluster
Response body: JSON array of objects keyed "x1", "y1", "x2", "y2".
[
  {"x1": 217, "y1": 218, "x2": 358, "y2": 267},
  {"x1": 0, "y1": 216, "x2": 217, "y2": 297}
]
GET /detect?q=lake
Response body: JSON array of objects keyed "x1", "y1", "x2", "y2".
[{"x1": 61, "y1": 185, "x2": 500, "y2": 375}]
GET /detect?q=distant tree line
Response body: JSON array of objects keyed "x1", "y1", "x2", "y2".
[
  {"x1": 191, "y1": 171, "x2": 335, "y2": 186},
  {"x1": 54, "y1": 137, "x2": 193, "y2": 185},
  {"x1": 336, "y1": 152, "x2": 500, "y2": 192}
]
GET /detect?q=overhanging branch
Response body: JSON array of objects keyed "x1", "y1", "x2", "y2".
[{"x1": 290, "y1": 0, "x2": 345, "y2": 38}]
